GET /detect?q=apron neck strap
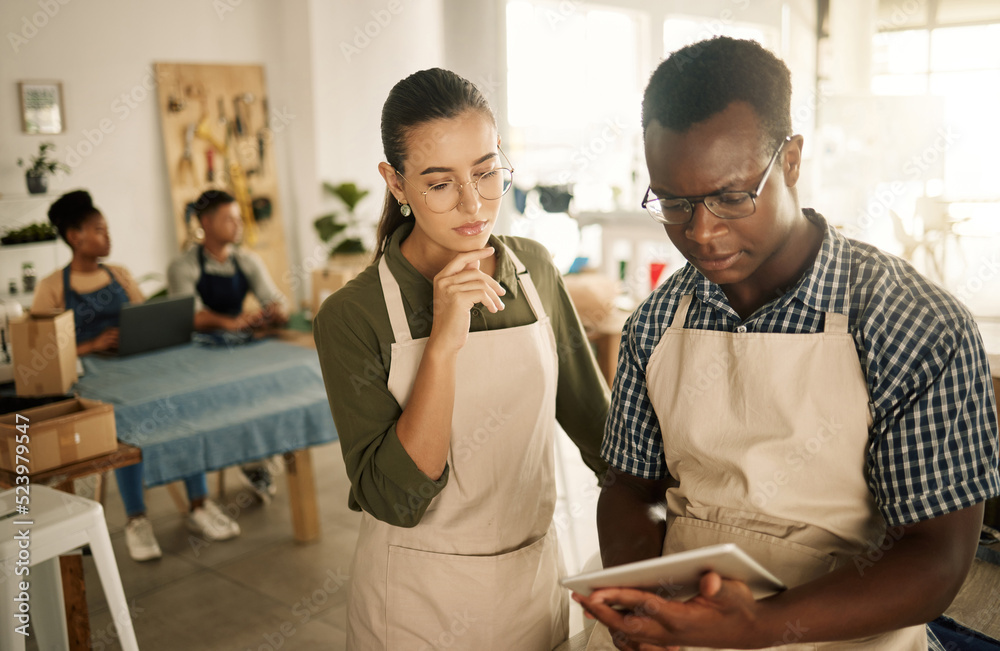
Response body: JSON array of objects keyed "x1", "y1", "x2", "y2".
[
  {"x1": 670, "y1": 294, "x2": 694, "y2": 328},
  {"x1": 823, "y1": 311, "x2": 849, "y2": 333},
  {"x1": 63, "y1": 263, "x2": 113, "y2": 294},
  {"x1": 504, "y1": 248, "x2": 546, "y2": 321},
  {"x1": 378, "y1": 256, "x2": 413, "y2": 343}
]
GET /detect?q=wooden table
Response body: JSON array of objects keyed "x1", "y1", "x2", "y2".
[
  {"x1": 0, "y1": 441, "x2": 141, "y2": 650},
  {"x1": 43, "y1": 336, "x2": 334, "y2": 649},
  {"x1": 73, "y1": 339, "x2": 336, "y2": 543}
]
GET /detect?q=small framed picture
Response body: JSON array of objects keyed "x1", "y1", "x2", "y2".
[{"x1": 19, "y1": 80, "x2": 65, "y2": 135}]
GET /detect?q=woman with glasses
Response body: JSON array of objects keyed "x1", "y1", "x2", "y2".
[{"x1": 313, "y1": 68, "x2": 610, "y2": 650}]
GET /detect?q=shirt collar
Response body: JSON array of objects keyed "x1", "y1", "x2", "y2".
[
  {"x1": 670, "y1": 209, "x2": 853, "y2": 317},
  {"x1": 383, "y1": 222, "x2": 521, "y2": 301},
  {"x1": 781, "y1": 209, "x2": 852, "y2": 316}
]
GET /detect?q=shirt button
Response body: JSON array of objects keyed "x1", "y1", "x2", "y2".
[
  {"x1": 736, "y1": 325, "x2": 747, "y2": 333},
  {"x1": 471, "y1": 308, "x2": 481, "y2": 317}
]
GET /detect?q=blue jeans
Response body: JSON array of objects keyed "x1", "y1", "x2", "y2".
[
  {"x1": 930, "y1": 616, "x2": 1000, "y2": 650},
  {"x1": 115, "y1": 461, "x2": 208, "y2": 517}
]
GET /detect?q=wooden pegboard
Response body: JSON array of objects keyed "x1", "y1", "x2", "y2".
[{"x1": 153, "y1": 62, "x2": 292, "y2": 303}]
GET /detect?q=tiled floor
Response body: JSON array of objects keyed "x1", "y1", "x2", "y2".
[
  {"x1": 58, "y1": 442, "x2": 359, "y2": 650},
  {"x1": 28, "y1": 427, "x2": 603, "y2": 650},
  {"x1": 25, "y1": 429, "x2": 1000, "y2": 650}
]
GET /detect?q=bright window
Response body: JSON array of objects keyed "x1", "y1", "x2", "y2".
[
  {"x1": 506, "y1": 1, "x2": 644, "y2": 211},
  {"x1": 663, "y1": 16, "x2": 776, "y2": 53},
  {"x1": 872, "y1": 24, "x2": 1000, "y2": 200},
  {"x1": 506, "y1": 1, "x2": 784, "y2": 276},
  {"x1": 872, "y1": 7, "x2": 1000, "y2": 315}
]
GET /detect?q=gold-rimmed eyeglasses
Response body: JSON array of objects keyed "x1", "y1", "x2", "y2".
[
  {"x1": 642, "y1": 136, "x2": 792, "y2": 225},
  {"x1": 394, "y1": 147, "x2": 515, "y2": 214}
]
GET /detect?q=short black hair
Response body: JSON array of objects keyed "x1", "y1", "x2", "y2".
[
  {"x1": 642, "y1": 37, "x2": 792, "y2": 153},
  {"x1": 48, "y1": 190, "x2": 100, "y2": 244},
  {"x1": 194, "y1": 189, "x2": 236, "y2": 220}
]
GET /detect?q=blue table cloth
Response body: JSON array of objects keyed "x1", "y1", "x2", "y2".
[{"x1": 75, "y1": 339, "x2": 337, "y2": 486}]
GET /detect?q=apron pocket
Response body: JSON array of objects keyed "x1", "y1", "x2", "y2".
[
  {"x1": 386, "y1": 531, "x2": 566, "y2": 651},
  {"x1": 665, "y1": 515, "x2": 837, "y2": 590}
]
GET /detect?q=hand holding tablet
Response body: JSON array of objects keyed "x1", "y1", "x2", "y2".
[{"x1": 560, "y1": 543, "x2": 785, "y2": 601}]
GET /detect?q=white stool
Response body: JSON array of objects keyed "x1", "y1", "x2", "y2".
[{"x1": 0, "y1": 484, "x2": 139, "y2": 650}]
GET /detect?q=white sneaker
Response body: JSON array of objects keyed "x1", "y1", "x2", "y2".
[
  {"x1": 124, "y1": 516, "x2": 162, "y2": 562},
  {"x1": 186, "y1": 500, "x2": 241, "y2": 541}
]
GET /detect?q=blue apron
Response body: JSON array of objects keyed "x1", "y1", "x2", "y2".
[
  {"x1": 196, "y1": 245, "x2": 249, "y2": 317},
  {"x1": 63, "y1": 264, "x2": 131, "y2": 343}
]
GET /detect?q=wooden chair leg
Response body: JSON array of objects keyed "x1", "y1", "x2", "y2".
[
  {"x1": 93, "y1": 471, "x2": 106, "y2": 506},
  {"x1": 52, "y1": 480, "x2": 90, "y2": 651},
  {"x1": 216, "y1": 468, "x2": 226, "y2": 498}
]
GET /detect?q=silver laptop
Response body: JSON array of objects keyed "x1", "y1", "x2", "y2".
[{"x1": 113, "y1": 295, "x2": 195, "y2": 356}]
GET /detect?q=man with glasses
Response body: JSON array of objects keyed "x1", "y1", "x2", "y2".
[{"x1": 579, "y1": 37, "x2": 998, "y2": 650}]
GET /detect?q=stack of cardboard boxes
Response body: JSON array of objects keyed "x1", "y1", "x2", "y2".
[{"x1": 1, "y1": 311, "x2": 117, "y2": 474}]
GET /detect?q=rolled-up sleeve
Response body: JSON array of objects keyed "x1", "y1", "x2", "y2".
[
  {"x1": 868, "y1": 315, "x2": 1000, "y2": 526},
  {"x1": 239, "y1": 249, "x2": 287, "y2": 307},
  {"x1": 313, "y1": 292, "x2": 448, "y2": 527},
  {"x1": 167, "y1": 251, "x2": 204, "y2": 311},
  {"x1": 547, "y1": 269, "x2": 610, "y2": 478}
]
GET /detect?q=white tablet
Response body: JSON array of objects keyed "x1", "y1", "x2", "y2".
[{"x1": 560, "y1": 543, "x2": 786, "y2": 601}]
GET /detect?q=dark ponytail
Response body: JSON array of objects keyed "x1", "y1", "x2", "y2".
[
  {"x1": 48, "y1": 190, "x2": 100, "y2": 247},
  {"x1": 374, "y1": 68, "x2": 496, "y2": 259},
  {"x1": 375, "y1": 188, "x2": 406, "y2": 260}
]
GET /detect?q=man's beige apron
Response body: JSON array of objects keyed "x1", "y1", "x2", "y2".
[
  {"x1": 347, "y1": 252, "x2": 568, "y2": 651},
  {"x1": 589, "y1": 294, "x2": 926, "y2": 650}
]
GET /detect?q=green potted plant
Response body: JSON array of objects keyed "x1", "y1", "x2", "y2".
[
  {"x1": 17, "y1": 141, "x2": 70, "y2": 194},
  {"x1": 313, "y1": 181, "x2": 371, "y2": 259},
  {"x1": 0, "y1": 222, "x2": 58, "y2": 245}
]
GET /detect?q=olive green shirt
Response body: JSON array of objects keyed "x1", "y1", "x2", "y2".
[{"x1": 314, "y1": 223, "x2": 610, "y2": 527}]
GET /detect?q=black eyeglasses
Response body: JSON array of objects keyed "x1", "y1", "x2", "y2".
[
  {"x1": 642, "y1": 136, "x2": 792, "y2": 225},
  {"x1": 394, "y1": 147, "x2": 515, "y2": 214}
]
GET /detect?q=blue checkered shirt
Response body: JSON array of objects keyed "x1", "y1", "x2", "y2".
[{"x1": 602, "y1": 209, "x2": 1000, "y2": 528}]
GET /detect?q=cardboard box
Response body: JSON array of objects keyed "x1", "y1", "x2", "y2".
[
  {"x1": 563, "y1": 272, "x2": 619, "y2": 334},
  {"x1": 0, "y1": 398, "x2": 117, "y2": 474},
  {"x1": 311, "y1": 256, "x2": 369, "y2": 315},
  {"x1": 10, "y1": 310, "x2": 78, "y2": 397}
]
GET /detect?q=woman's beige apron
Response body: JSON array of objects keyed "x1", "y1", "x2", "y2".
[
  {"x1": 347, "y1": 251, "x2": 568, "y2": 651},
  {"x1": 589, "y1": 294, "x2": 926, "y2": 650}
]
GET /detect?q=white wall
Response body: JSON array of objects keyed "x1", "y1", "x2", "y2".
[
  {"x1": 441, "y1": 0, "x2": 513, "y2": 232},
  {"x1": 2, "y1": 0, "x2": 819, "y2": 304},
  {"x1": 1, "y1": 0, "x2": 300, "y2": 295},
  {"x1": 303, "y1": 0, "x2": 445, "y2": 268},
  {"x1": 0, "y1": 0, "x2": 450, "y2": 305}
]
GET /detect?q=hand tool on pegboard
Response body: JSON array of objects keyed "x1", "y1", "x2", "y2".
[
  {"x1": 206, "y1": 148, "x2": 215, "y2": 183},
  {"x1": 178, "y1": 123, "x2": 197, "y2": 186},
  {"x1": 256, "y1": 96, "x2": 269, "y2": 177},
  {"x1": 232, "y1": 96, "x2": 244, "y2": 137},
  {"x1": 195, "y1": 113, "x2": 257, "y2": 245}
]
